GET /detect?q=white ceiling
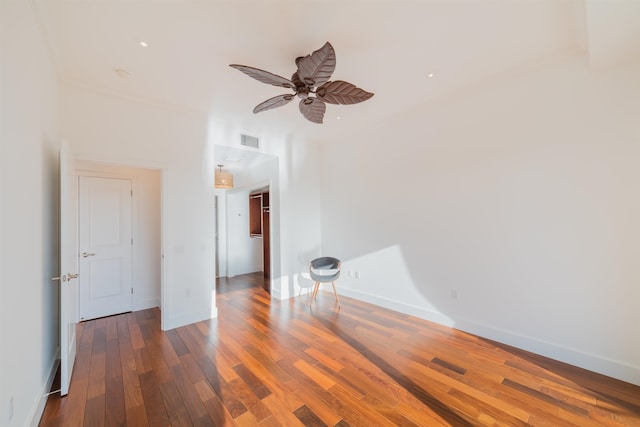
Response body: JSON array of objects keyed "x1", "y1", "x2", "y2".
[
  {"x1": 34, "y1": 0, "x2": 640, "y2": 163},
  {"x1": 215, "y1": 144, "x2": 276, "y2": 173}
]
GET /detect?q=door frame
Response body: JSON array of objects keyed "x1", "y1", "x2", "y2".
[
  {"x1": 59, "y1": 141, "x2": 78, "y2": 396},
  {"x1": 72, "y1": 157, "x2": 166, "y2": 328},
  {"x1": 222, "y1": 180, "x2": 274, "y2": 282},
  {"x1": 214, "y1": 195, "x2": 221, "y2": 278},
  {"x1": 77, "y1": 175, "x2": 134, "y2": 320}
]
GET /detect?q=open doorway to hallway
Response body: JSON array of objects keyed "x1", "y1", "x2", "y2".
[
  {"x1": 214, "y1": 144, "x2": 278, "y2": 293},
  {"x1": 216, "y1": 272, "x2": 267, "y2": 295}
]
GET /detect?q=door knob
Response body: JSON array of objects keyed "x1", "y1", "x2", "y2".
[
  {"x1": 67, "y1": 273, "x2": 79, "y2": 280},
  {"x1": 82, "y1": 252, "x2": 96, "y2": 258},
  {"x1": 51, "y1": 276, "x2": 60, "y2": 281}
]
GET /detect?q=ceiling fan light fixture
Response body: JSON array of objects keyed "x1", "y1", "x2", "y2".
[
  {"x1": 230, "y1": 42, "x2": 374, "y2": 124},
  {"x1": 215, "y1": 164, "x2": 234, "y2": 189}
]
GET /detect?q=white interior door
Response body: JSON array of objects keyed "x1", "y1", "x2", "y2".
[
  {"x1": 59, "y1": 141, "x2": 78, "y2": 396},
  {"x1": 79, "y1": 176, "x2": 133, "y2": 320}
]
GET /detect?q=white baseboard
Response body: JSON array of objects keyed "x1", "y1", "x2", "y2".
[
  {"x1": 29, "y1": 349, "x2": 60, "y2": 427},
  {"x1": 455, "y1": 318, "x2": 640, "y2": 387},
  {"x1": 228, "y1": 266, "x2": 263, "y2": 278},
  {"x1": 270, "y1": 276, "x2": 287, "y2": 300},
  {"x1": 337, "y1": 287, "x2": 456, "y2": 327},
  {"x1": 133, "y1": 297, "x2": 160, "y2": 311},
  {"x1": 337, "y1": 287, "x2": 640, "y2": 386},
  {"x1": 163, "y1": 308, "x2": 217, "y2": 331}
]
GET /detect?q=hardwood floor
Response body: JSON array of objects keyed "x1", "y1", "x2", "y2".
[{"x1": 40, "y1": 272, "x2": 640, "y2": 426}]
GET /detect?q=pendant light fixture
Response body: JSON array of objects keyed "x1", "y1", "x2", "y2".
[{"x1": 215, "y1": 164, "x2": 234, "y2": 189}]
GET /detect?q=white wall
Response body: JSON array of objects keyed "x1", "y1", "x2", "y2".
[
  {"x1": 320, "y1": 51, "x2": 640, "y2": 385},
  {"x1": 270, "y1": 139, "x2": 322, "y2": 299},
  {"x1": 0, "y1": 2, "x2": 61, "y2": 425},
  {"x1": 74, "y1": 161, "x2": 161, "y2": 310},
  {"x1": 61, "y1": 85, "x2": 216, "y2": 330},
  {"x1": 226, "y1": 189, "x2": 263, "y2": 276},
  {"x1": 213, "y1": 192, "x2": 227, "y2": 277}
]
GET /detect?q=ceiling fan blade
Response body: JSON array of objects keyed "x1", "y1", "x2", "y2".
[
  {"x1": 291, "y1": 72, "x2": 305, "y2": 88},
  {"x1": 253, "y1": 94, "x2": 295, "y2": 113},
  {"x1": 299, "y1": 98, "x2": 326, "y2": 124},
  {"x1": 229, "y1": 64, "x2": 295, "y2": 89},
  {"x1": 296, "y1": 42, "x2": 336, "y2": 88},
  {"x1": 316, "y1": 80, "x2": 374, "y2": 105}
]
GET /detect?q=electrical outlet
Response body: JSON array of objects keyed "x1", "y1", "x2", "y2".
[{"x1": 8, "y1": 396, "x2": 13, "y2": 421}]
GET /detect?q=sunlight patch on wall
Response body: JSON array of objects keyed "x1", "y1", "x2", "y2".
[
  {"x1": 339, "y1": 244, "x2": 456, "y2": 327},
  {"x1": 211, "y1": 290, "x2": 217, "y2": 319}
]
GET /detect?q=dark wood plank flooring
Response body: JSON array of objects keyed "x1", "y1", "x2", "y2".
[{"x1": 40, "y1": 272, "x2": 640, "y2": 426}]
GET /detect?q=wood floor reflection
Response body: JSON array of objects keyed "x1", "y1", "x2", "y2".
[{"x1": 40, "y1": 272, "x2": 640, "y2": 426}]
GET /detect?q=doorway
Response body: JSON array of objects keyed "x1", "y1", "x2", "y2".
[
  {"x1": 249, "y1": 188, "x2": 270, "y2": 290},
  {"x1": 78, "y1": 176, "x2": 133, "y2": 320},
  {"x1": 214, "y1": 144, "x2": 279, "y2": 294},
  {"x1": 217, "y1": 185, "x2": 272, "y2": 292},
  {"x1": 76, "y1": 162, "x2": 162, "y2": 321}
]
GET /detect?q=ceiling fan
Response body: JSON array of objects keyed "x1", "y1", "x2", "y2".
[{"x1": 230, "y1": 42, "x2": 374, "y2": 124}]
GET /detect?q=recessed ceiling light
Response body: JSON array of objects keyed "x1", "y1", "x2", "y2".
[
  {"x1": 427, "y1": 73, "x2": 435, "y2": 78},
  {"x1": 336, "y1": 116, "x2": 341, "y2": 120},
  {"x1": 114, "y1": 68, "x2": 131, "y2": 79},
  {"x1": 140, "y1": 41, "x2": 148, "y2": 47}
]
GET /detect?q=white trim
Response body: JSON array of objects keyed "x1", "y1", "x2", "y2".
[
  {"x1": 61, "y1": 80, "x2": 208, "y2": 117},
  {"x1": 271, "y1": 287, "x2": 283, "y2": 300},
  {"x1": 164, "y1": 308, "x2": 216, "y2": 331},
  {"x1": 270, "y1": 276, "x2": 287, "y2": 300},
  {"x1": 336, "y1": 286, "x2": 640, "y2": 386},
  {"x1": 28, "y1": 349, "x2": 59, "y2": 427},
  {"x1": 74, "y1": 153, "x2": 167, "y2": 171},
  {"x1": 455, "y1": 319, "x2": 640, "y2": 387},
  {"x1": 133, "y1": 297, "x2": 160, "y2": 312},
  {"x1": 337, "y1": 287, "x2": 456, "y2": 327},
  {"x1": 225, "y1": 178, "x2": 271, "y2": 195},
  {"x1": 160, "y1": 168, "x2": 167, "y2": 330}
]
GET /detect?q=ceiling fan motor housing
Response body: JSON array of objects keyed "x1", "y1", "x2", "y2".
[{"x1": 230, "y1": 42, "x2": 374, "y2": 123}]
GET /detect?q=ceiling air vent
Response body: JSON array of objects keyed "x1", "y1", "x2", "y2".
[{"x1": 240, "y1": 134, "x2": 259, "y2": 149}]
